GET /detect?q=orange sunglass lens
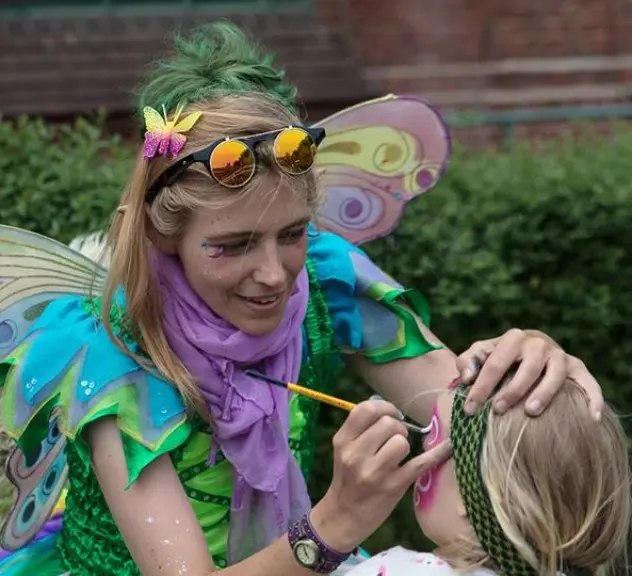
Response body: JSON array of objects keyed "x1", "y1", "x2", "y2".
[
  {"x1": 209, "y1": 140, "x2": 255, "y2": 187},
  {"x1": 274, "y1": 128, "x2": 317, "y2": 175}
]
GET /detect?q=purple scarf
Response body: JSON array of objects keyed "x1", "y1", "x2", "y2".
[{"x1": 153, "y1": 251, "x2": 311, "y2": 563}]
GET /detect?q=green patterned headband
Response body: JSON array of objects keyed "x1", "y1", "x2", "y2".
[
  {"x1": 451, "y1": 386, "x2": 591, "y2": 576},
  {"x1": 451, "y1": 385, "x2": 537, "y2": 575}
]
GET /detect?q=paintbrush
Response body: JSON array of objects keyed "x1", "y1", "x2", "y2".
[{"x1": 245, "y1": 369, "x2": 430, "y2": 435}]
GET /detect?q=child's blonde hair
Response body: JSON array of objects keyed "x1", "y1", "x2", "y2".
[
  {"x1": 439, "y1": 379, "x2": 630, "y2": 575},
  {"x1": 101, "y1": 93, "x2": 320, "y2": 412}
]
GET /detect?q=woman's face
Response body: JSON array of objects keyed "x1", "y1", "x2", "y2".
[
  {"x1": 176, "y1": 174, "x2": 311, "y2": 335},
  {"x1": 413, "y1": 391, "x2": 471, "y2": 546}
]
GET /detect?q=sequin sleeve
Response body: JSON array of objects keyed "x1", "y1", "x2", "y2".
[
  {"x1": 307, "y1": 229, "x2": 442, "y2": 363},
  {"x1": 0, "y1": 295, "x2": 191, "y2": 486}
]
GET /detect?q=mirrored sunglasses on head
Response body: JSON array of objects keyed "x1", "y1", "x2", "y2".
[{"x1": 146, "y1": 125, "x2": 326, "y2": 202}]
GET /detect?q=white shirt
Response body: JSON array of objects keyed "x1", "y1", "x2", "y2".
[{"x1": 332, "y1": 546, "x2": 495, "y2": 576}]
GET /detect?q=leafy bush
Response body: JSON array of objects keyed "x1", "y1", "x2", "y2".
[
  {"x1": 1, "y1": 117, "x2": 631, "y2": 554},
  {"x1": 0, "y1": 114, "x2": 130, "y2": 242}
]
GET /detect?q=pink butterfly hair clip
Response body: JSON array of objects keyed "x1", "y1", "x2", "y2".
[{"x1": 143, "y1": 103, "x2": 203, "y2": 160}]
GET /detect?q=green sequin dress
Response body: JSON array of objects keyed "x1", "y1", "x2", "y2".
[{"x1": 0, "y1": 229, "x2": 438, "y2": 575}]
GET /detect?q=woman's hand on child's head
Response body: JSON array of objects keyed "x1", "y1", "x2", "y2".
[
  {"x1": 455, "y1": 328, "x2": 604, "y2": 420},
  {"x1": 310, "y1": 400, "x2": 452, "y2": 553}
]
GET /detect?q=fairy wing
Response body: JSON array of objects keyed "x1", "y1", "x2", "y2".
[
  {"x1": 0, "y1": 225, "x2": 107, "y2": 550},
  {"x1": 314, "y1": 94, "x2": 451, "y2": 245},
  {"x1": 0, "y1": 225, "x2": 108, "y2": 361},
  {"x1": 0, "y1": 411, "x2": 67, "y2": 551}
]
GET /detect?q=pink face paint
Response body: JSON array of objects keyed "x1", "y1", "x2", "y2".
[
  {"x1": 413, "y1": 403, "x2": 446, "y2": 512},
  {"x1": 201, "y1": 242, "x2": 224, "y2": 258}
]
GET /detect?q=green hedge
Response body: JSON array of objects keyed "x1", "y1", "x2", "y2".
[
  {"x1": 1, "y1": 117, "x2": 631, "y2": 553},
  {"x1": 0, "y1": 115, "x2": 130, "y2": 242}
]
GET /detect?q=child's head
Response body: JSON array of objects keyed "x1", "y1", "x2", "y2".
[{"x1": 414, "y1": 379, "x2": 630, "y2": 575}]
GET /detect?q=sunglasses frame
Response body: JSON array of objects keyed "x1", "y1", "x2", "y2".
[{"x1": 146, "y1": 125, "x2": 326, "y2": 203}]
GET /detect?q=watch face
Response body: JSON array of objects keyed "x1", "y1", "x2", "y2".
[{"x1": 293, "y1": 539, "x2": 320, "y2": 568}]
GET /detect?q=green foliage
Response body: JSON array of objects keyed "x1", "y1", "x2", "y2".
[
  {"x1": 0, "y1": 114, "x2": 130, "y2": 242},
  {"x1": 2, "y1": 116, "x2": 631, "y2": 555}
]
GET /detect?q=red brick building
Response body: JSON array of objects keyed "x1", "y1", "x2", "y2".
[
  {"x1": 318, "y1": 0, "x2": 632, "y2": 145},
  {"x1": 2, "y1": 0, "x2": 632, "y2": 146}
]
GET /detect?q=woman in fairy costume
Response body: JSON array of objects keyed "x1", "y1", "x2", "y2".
[{"x1": 0, "y1": 22, "x2": 603, "y2": 576}]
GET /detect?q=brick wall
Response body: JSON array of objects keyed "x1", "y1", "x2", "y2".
[
  {"x1": 5, "y1": 2, "x2": 632, "y2": 147},
  {"x1": 316, "y1": 0, "x2": 632, "y2": 147},
  {"x1": 0, "y1": 9, "x2": 368, "y2": 123}
]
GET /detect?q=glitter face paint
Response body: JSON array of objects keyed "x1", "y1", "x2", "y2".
[
  {"x1": 201, "y1": 242, "x2": 224, "y2": 258},
  {"x1": 413, "y1": 403, "x2": 446, "y2": 512}
]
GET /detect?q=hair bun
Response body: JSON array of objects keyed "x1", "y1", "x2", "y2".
[{"x1": 137, "y1": 20, "x2": 297, "y2": 116}]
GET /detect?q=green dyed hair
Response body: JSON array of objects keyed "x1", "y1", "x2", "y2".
[{"x1": 136, "y1": 20, "x2": 298, "y2": 117}]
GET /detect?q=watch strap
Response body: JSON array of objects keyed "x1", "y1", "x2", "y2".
[{"x1": 288, "y1": 512, "x2": 354, "y2": 573}]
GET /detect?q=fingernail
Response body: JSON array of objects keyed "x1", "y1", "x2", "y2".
[
  {"x1": 448, "y1": 377, "x2": 461, "y2": 390},
  {"x1": 526, "y1": 399, "x2": 543, "y2": 415},
  {"x1": 464, "y1": 400, "x2": 479, "y2": 415},
  {"x1": 462, "y1": 359, "x2": 481, "y2": 384},
  {"x1": 370, "y1": 394, "x2": 404, "y2": 420},
  {"x1": 494, "y1": 400, "x2": 508, "y2": 414}
]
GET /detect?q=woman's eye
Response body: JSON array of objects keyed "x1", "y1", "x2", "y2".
[
  {"x1": 205, "y1": 228, "x2": 306, "y2": 256},
  {"x1": 222, "y1": 241, "x2": 251, "y2": 255},
  {"x1": 201, "y1": 240, "x2": 251, "y2": 257},
  {"x1": 280, "y1": 227, "x2": 307, "y2": 244},
  {"x1": 201, "y1": 243, "x2": 226, "y2": 258}
]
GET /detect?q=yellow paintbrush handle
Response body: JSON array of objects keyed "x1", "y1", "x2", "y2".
[
  {"x1": 287, "y1": 383, "x2": 357, "y2": 412},
  {"x1": 245, "y1": 368, "x2": 428, "y2": 435}
]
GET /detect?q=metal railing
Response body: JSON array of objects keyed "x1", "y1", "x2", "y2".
[{"x1": 445, "y1": 103, "x2": 632, "y2": 145}]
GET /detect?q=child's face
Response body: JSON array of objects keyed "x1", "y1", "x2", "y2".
[{"x1": 413, "y1": 391, "x2": 472, "y2": 546}]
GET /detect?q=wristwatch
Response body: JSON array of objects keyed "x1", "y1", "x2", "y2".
[{"x1": 288, "y1": 512, "x2": 354, "y2": 573}]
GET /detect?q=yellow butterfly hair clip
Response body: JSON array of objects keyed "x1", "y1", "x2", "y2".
[{"x1": 143, "y1": 103, "x2": 202, "y2": 160}]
